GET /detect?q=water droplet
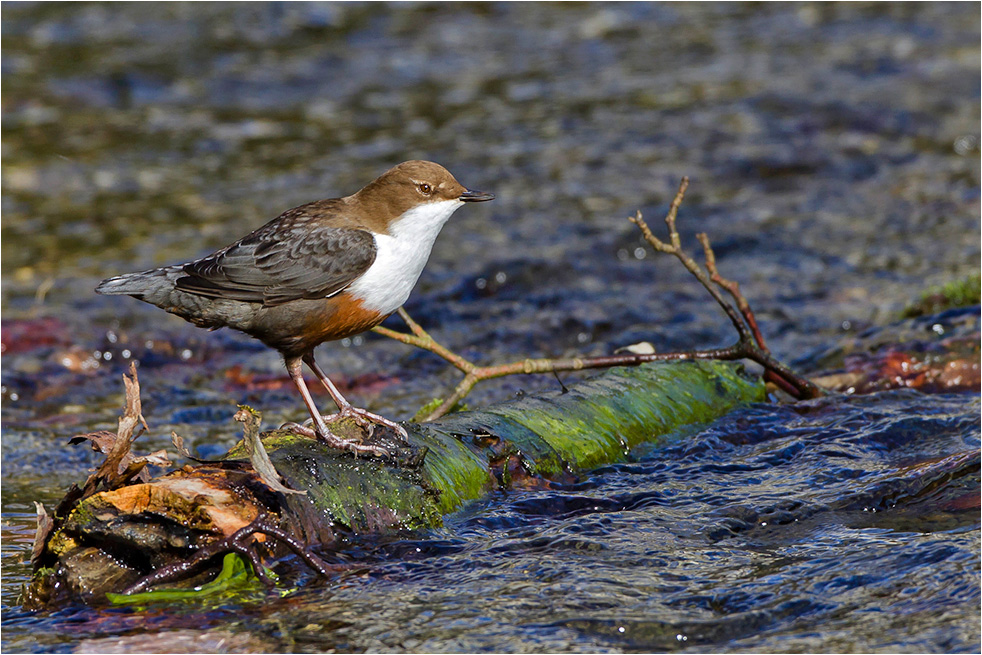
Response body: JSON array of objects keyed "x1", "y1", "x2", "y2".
[
  {"x1": 103, "y1": 352, "x2": 113, "y2": 361},
  {"x1": 106, "y1": 330, "x2": 118, "y2": 344},
  {"x1": 633, "y1": 247, "x2": 647, "y2": 259},
  {"x1": 122, "y1": 349, "x2": 131, "y2": 359},
  {"x1": 341, "y1": 338, "x2": 352, "y2": 348},
  {"x1": 180, "y1": 349, "x2": 192, "y2": 360},
  {"x1": 617, "y1": 248, "x2": 629, "y2": 261},
  {"x1": 954, "y1": 134, "x2": 977, "y2": 155},
  {"x1": 475, "y1": 277, "x2": 487, "y2": 290},
  {"x1": 352, "y1": 336, "x2": 364, "y2": 346},
  {"x1": 932, "y1": 323, "x2": 944, "y2": 335},
  {"x1": 494, "y1": 271, "x2": 507, "y2": 284}
]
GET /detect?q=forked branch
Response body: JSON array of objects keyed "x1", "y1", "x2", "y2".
[
  {"x1": 374, "y1": 177, "x2": 823, "y2": 421},
  {"x1": 630, "y1": 178, "x2": 822, "y2": 399}
]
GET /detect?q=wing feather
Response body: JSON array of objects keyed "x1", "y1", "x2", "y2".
[{"x1": 175, "y1": 205, "x2": 377, "y2": 307}]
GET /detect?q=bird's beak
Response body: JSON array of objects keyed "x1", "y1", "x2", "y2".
[{"x1": 459, "y1": 189, "x2": 495, "y2": 202}]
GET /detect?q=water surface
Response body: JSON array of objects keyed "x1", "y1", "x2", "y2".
[{"x1": 2, "y1": 2, "x2": 979, "y2": 652}]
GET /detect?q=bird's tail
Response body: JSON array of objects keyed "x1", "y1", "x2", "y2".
[
  {"x1": 95, "y1": 267, "x2": 181, "y2": 297},
  {"x1": 95, "y1": 273, "x2": 149, "y2": 296},
  {"x1": 96, "y1": 265, "x2": 224, "y2": 330}
]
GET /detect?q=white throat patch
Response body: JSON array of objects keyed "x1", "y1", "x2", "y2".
[{"x1": 347, "y1": 199, "x2": 462, "y2": 314}]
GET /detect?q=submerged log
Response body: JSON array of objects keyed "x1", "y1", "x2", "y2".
[{"x1": 26, "y1": 360, "x2": 763, "y2": 608}]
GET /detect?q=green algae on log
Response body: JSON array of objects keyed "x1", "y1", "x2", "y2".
[{"x1": 26, "y1": 360, "x2": 763, "y2": 608}]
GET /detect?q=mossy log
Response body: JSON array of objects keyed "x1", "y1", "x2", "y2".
[{"x1": 26, "y1": 360, "x2": 763, "y2": 608}]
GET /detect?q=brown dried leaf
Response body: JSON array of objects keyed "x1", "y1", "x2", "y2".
[
  {"x1": 234, "y1": 406, "x2": 305, "y2": 496},
  {"x1": 171, "y1": 431, "x2": 221, "y2": 463},
  {"x1": 68, "y1": 431, "x2": 118, "y2": 455},
  {"x1": 136, "y1": 450, "x2": 172, "y2": 468},
  {"x1": 71, "y1": 362, "x2": 152, "y2": 498},
  {"x1": 104, "y1": 362, "x2": 147, "y2": 484},
  {"x1": 31, "y1": 502, "x2": 54, "y2": 566},
  {"x1": 114, "y1": 450, "x2": 172, "y2": 486},
  {"x1": 68, "y1": 430, "x2": 145, "y2": 478},
  {"x1": 170, "y1": 432, "x2": 194, "y2": 459}
]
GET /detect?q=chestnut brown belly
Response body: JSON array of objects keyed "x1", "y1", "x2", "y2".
[{"x1": 244, "y1": 293, "x2": 387, "y2": 357}]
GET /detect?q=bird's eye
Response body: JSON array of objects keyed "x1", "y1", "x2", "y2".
[{"x1": 417, "y1": 183, "x2": 432, "y2": 195}]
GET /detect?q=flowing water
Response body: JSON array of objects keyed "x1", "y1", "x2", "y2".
[{"x1": 2, "y1": 3, "x2": 979, "y2": 652}]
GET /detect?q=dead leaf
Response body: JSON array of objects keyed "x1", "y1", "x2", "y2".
[
  {"x1": 68, "y1": 430, "x2": 152, "y2": 482},
  {"x1": 68, "y1": 431, "x2": 118, "y2": 454},
  {"x1": 234, "y1": 406, "x2": 305, "y2": 496},
  {"x1": 136, "y1": 450, "x2": 172, "y2": 468},
  {"x1": 171, "y1": 431, "x2": 221, "y2": 463},
  {"x1": 171, "y1": 432, "x2": 193, "y2": 459},
  {"x1": 71, "y1": 362, "x2": 153, "y2": 499},
  {"x1": 31, "y1": 502, "x2": 54, "y2": 566}
]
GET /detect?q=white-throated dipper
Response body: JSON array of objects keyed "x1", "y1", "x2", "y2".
[{"x1": 97, "y1": 161, "x2": 494, "y2": 456}]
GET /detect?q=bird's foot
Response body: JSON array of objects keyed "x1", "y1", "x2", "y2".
[
  {"x1": 280, "y1": 421, "x2": 390, "y2": 458},
  {"x1": 321, "y1": 405, "x2": 410, "y2": 442}
]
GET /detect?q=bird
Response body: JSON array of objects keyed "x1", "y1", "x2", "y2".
[{"x1": 97, "y1": 160, "x2": 494, "y2": 456}]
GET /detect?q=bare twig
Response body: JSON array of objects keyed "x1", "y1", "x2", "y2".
[
  {"x1": 122, "y1": 514, "x2": 333, "y2": 595},
  {"x1": 697, "y1": 232, "x2": 769, "y2": 352},
  {"x1": 372, "y1": 308, "x2": 476, "y2": 375},
  {"x1": 629, "y1": 179, "x2": 822, "y2": 399},
  {"x1": 372, "y1": 177, "x2": 823, "y2": 421}
]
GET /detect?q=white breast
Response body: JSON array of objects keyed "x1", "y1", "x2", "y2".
[{"x1": 347, "y1": 199, "x2": 462, "y2": 314}]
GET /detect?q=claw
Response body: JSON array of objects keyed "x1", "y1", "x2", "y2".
[
  {"x1": 281, "y1": 421, "x2": 389, "y2": 458},
  {"x1": 283, "y1": 355, "x2": 404, "y2": 456},
  {"x1": 327, "y1": 406, "x2": 409, "y2": 441},
  {"x1": 299, "y1": 355, "x2": 410, "y2": 442},
  {"x1": 280, "y1": 421, "x2": 317, "y2": 438}
]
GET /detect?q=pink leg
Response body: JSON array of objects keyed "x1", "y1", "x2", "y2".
[
  {"x1": 284, "y1": 357, "x2": 388, "y2": 457},
  {"x1": 303, "y1": 353, "x2": 409, "y2": 441}
]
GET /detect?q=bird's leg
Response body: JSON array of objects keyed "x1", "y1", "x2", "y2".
[
  {"x1": 303, "y1": 353, "x2": 410, "y2": 441},
  {"x1": 284, "y1": 357, "x2": 388, "y2": 457}
]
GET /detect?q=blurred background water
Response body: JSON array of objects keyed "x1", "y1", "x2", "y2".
[{"x1": 1, "y1": 2, "x2": 979, "y2": 652}]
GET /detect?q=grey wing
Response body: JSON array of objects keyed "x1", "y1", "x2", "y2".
[{"x1": 175, "y1": 218, "x2": 377, "y2": 307}]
